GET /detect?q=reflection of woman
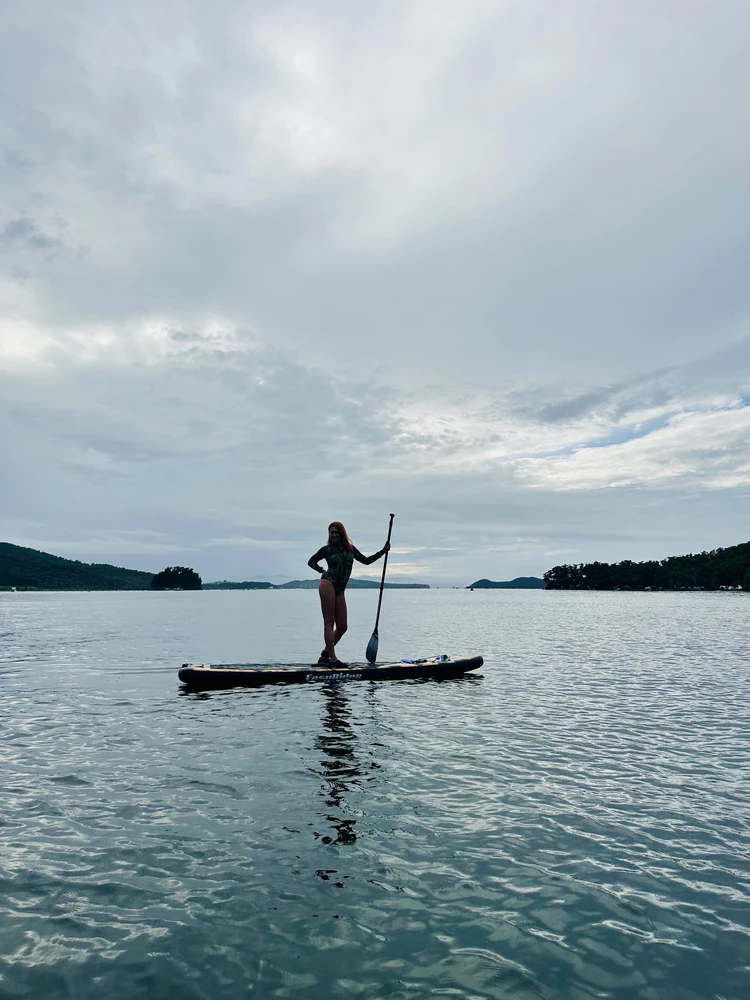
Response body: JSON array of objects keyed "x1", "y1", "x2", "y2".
[
  {"x1": 315, "y1": 686, "x2": 360, "y2": 847},
  {"x1": 308, "y1": 521, "x2": 390, "y2": 666}
]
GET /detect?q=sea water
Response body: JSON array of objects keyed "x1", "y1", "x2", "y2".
[{"x1": 1, "y1": 589, "x2": 748, "y2": 1000}]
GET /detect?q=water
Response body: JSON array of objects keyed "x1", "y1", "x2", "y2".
[{"x1": 1, "y1": 589, "x2": 748, "y2": 1000}]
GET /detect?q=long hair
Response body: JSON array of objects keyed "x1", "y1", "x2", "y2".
[{"x1": 328, "y1": 521, "x2": 352, "y2": 551}]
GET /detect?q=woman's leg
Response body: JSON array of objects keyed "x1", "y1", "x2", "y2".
[
  {"x1": 332, "y1": 592, "x2": 348, "y2": 659},
  {"x1": 319, "y1": 579, "x2": 337, "y2": 659}
]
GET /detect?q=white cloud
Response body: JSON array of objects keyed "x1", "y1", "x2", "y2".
[{"x1": 518, "y1": 402, "x2": 750, "y2": 491}]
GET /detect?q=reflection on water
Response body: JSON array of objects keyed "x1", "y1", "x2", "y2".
[{"x1": 313, "y1": 685, "x2": 361, "y2": 846}]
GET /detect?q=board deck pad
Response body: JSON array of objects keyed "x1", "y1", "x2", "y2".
[{"x1": 178, "y1": 655, "x2": 483, "y2": 690}]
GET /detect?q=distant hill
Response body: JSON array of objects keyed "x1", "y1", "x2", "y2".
[
  {"x1": 208, "y1": 579, "x2": 430, "y2": 590},
  {"x1": 468, "y1": 577, "x2": 546, "y2": 589},
  {"x1": 0, "y1": 543, "x2": 432, "y2": 591},
  {"x1": 276, "y1": 578, "x2": 429, "y2": 589},
  {"x1": 544, "y1": 541, "x2": 750, "y2": 591},
  {"x1": 0, "y1": 542, "x2": 154, "y2": 590}
]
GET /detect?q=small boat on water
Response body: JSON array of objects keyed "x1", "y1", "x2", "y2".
[{"x1": 178, "y1": 655, "x2": 484, "y2": 690}]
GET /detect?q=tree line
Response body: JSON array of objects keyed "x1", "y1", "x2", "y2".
[
  {"x1": 0, "y1": 542, "x2": 154, "y2": 590},
  {"x1": 544, "y1": 541, "x2": 750, "y2": 591},
  {"x1": 0, "y1": 543, "x2": 204, "y2": 591},
  {"x1": 151, "y1": 566, "x2": 202, "y2": 590}
]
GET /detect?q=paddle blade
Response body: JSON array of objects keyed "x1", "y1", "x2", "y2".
[{"x1": 365, "y1": 630, "x2": 379, "y2": 664}]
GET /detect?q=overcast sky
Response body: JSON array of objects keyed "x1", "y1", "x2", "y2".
[{"x1": 2, "y1": 0, "x2": 749, "y2": 585}]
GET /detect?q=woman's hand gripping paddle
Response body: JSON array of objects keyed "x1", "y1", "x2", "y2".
[{"x1": 365, "y1": 514, "x2": 395, "y2": 664}]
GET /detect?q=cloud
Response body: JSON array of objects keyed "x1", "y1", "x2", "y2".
[
  {"x1": 0, "y1": 217, "x2": 63, "y2": 254},
  {"x1": 2, "y1": 1, "x2": 748, "y2": 370},
  {"x1": 1, "y1": 1, "x2": 749, "y2": 583},
  {"x1": 518, "y1": 401, "x2": 750, "y2": 491},
  {"x1": 7, "y1": 326, "x2": 750, "y2": 582}
]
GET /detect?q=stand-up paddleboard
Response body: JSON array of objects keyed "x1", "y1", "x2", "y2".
[{"x1": 178, "y1": 655, "x2": 483, "y2": 691}]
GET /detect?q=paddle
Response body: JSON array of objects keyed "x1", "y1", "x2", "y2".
[{"x1": 365, "y1": 513, "x2": 395, "y2": 664}]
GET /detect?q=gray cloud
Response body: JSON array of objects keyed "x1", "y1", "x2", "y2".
[
  {"x1": 0, "y1": 218, "x2": 62, "y2": 253},
  {"x1": 1, "y1": 0, "x2": 749, "y2": 584}
]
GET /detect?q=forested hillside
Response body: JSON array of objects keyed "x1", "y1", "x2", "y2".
[
  {"x1": 544, "y1": 542, "x2": 750, "y2": 591},
  {"x1": 0, "y1": 543, "x2": 154, "y2": 590}
]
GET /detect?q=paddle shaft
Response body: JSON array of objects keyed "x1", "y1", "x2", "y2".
[{"x1": 372, "y1": 513, "x2": 395, "y2": 635}]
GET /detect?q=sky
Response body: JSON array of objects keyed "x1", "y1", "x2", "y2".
[{"x1": 1, "y1": 0, "x2": 749, "y2": 586}]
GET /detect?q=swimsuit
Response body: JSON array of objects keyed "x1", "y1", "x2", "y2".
[{"x1": 311, "y1": 544, "x2": 378, "y2": 595}]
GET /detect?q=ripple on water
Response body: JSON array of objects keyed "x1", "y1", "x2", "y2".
[{"x1": 0, "y1": 589, "x2": 748, "y2": 999}]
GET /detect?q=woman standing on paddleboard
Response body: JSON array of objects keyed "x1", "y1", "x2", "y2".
[{"x1": 308, "y1": 522, "x2": 390, "y2": 666}]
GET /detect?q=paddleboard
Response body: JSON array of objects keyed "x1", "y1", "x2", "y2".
[{"x1": 178, "y1": 655, "x2": 483, "y2": 690}]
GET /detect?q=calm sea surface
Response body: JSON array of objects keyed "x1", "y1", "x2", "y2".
[{"x1": 1, "y1": 589, "x2": 748, "y2": 1000}]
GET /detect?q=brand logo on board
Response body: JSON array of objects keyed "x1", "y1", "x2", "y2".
[{"x1": 306, "y1": 672, "x2": 362, "y2": 682}]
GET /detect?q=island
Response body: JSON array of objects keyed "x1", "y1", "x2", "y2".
[
  {"x1": 205, "y1": 579, "x2": 429, "y2": 590},
  {"x1": 0, "y1": 542, "x2": 154, "y2": 591},
  {"x1": 0, "y1": 543, "x2": 430, "y2": 591},
  {"x1": 543, "y1": 541, "x2": 750, "y2": 591},
  {"x1": 468, "y1": 576, "x2": 546, "y2": 589}
]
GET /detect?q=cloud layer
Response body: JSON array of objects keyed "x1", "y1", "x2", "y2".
[{"x1": 2, "y1": 0, "x2": 749, "y2": 583}]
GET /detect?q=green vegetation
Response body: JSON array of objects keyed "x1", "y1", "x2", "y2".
[
  {"x1": 151, "y1": 566, "x2": 202, "y2": 591},
  {"x1": 468, "y1": 577, "x2": 546, "y2": 589},
  {"x1": 203, "y1": 580, "x2": 273, "y2": 590},
  {"x1": 544, "y1": 541, "x2": 750, "y2": 591},
  {"x1": 0, "y1": 542, "x2": 154, "y2": 590}
]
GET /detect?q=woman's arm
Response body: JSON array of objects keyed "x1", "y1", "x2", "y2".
[
  {"x1": 308, "y1": 547, "x2": 328, "y2": 574},
  {"x1": 352, "y1": 542, "x2": 390, "y2": 566}
]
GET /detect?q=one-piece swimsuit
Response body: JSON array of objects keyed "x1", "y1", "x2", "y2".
[{"x1": 312, "y1": 544, "x2": 372, "y2": 595}]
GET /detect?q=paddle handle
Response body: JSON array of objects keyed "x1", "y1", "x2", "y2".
[{"x1": 373, "y1": 514, "x2": 395, "y2": 632}]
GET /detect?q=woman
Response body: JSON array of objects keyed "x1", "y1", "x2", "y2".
[{"x1": 308, "y1": 521, "x2": 390, "y2": 666}]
